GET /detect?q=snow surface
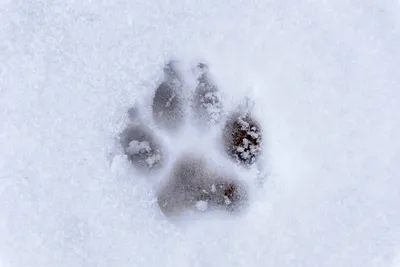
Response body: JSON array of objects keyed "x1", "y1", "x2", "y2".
[
  {"x1": 1, "y1": 0, "x2": 400, "y2": 267},
  {"x1": 126, "y1": 140, "x2": 151, "y2": 155},
  {"x1": 195, "y1": 201, "x2": 208, "y2": 212}
]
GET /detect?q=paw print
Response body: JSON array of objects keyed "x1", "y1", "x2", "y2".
[{"x1": 118, "y1": 60, "x2": 263, "y2": 218}]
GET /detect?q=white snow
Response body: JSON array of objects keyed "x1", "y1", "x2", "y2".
[
  {"x1": 237, "y1": 146, "x2": 245, "y2": 153},
  {"x1": 145, "y1": 153, "x2": 161, "y2": 168},
  {"x1": 201, "y1": 91, "x2": 222, "y2": 123},
  {"x1": 125, "y1": 140, "x2": 151, "y2": 155},
  {"x1": 195, "y1": 201, "x2": 209, "y2": 212},
  {"x1": 248, "y1": 131, "x2": 259, "y2": 139},
  {"x1": 211, "y1": 184, "x2": 216, "y2": 193},
  {"x1": 1, "y1": 1, "x2": 400, "y2": 267},
  {"x1": 238, "y1": 117, "x2": 250, "y2": 130},
  {"x1": 165, "y1": 93, "x2": 176, "y2": 108},
  {"x1": 223, "y1": 196, "x2": 232, "y2": 206}
]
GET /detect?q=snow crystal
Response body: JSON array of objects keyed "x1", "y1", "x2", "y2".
[
  {"x1": 224, "y1": 196, "x2": 232, "y2": 205},
  {"x1": 145, "y1": 153, "x2": 161, "y2": 168},
  {"x1": 248, "y1": 131, "x2": 259, "y2": 139},
  {"x1": 211, "y1": 184, "x2": 216, "y2": 192},
  {"x1": 195, "y1": 200, "x2": 208, "y2": 211},
  {"x1": 199, "y1": 91, "x2": 222, "y2": 123},
  {"x1": 125, "y1": 140, "x2": 152, "y2": 155},
  {"x1": 240, "y1": 151, "x2": 250, "y2": 160},
  {"x1": 237, "y1": 117, "x2": 250, "y2": 130},
  {"x1": 165, "y1": 93, "x2": 176, "y2": 108},
  {"x1": 242, "y1": 138, "x2": 250, "y2": 148}
]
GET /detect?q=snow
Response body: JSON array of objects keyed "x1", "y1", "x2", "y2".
[
  {"x1": 223, "y1": 196, "x2": 232, "y2": 206},
  {"x1": 200, "y1": 91, "x2": 222, "y2": 123},
  {"x1": 211, "y1": 184, "x2": 216, "y2": 193},
  {"x1": 125, "y1": 140, "x2": 151, "y2": 155},
  {"x1": 144, "y1": 153, "x2": 161, "y2": 168},
  {"x1": 195, "y1": 201, "x2": 208, "y2": 212},
  {"x1": 165, "y1": 93, "x2": 176, "y2": 108},
  {"x1": 1, "y1": 0, "x2": 400, "y2": 267}
]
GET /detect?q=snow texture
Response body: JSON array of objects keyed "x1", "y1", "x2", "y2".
[
  {"x1": 223, "y1": 112, "x2": 262, "y2": 165},
  {"x1": 192, "y1": 64, "x2": 223, "y2": 124},
  {"x1": 157, "y1": 155, "x2": 248, "y2": 217},
  {"x1": 126, "y1": 140, "x2": 151, "y2": 155},
  {"x1": 1, "y1": 0, "x2": 400, "y2": 267},
  {"x1": 152, "y1": 61, "x2": 185, "y2": 132},
  {"x1": 119, "y1": 124, "x2": 163, "y2": 170},
  {"x1": 195, "y1": 200, "x2": 208, "y2": 212}
]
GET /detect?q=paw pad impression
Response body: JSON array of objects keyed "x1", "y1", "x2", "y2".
[
  {"x1": 119, "y1": 121, "x2": 163, "y2": 171},
  {"x1": 119, "y1": 60, "x2": 263, "y2": 218},
  {"x1": 223, "y1": 111, "x2": 262, "y2": 165},
  {"x1": 152, "y1": 61, "x2": 185, "y2": 132},
  {"x1": 192, "y1": 63, "x2": 223, "y2": 124},
  {"x1": 157, "y1": 155, "x2": 248, "y2": 216}
]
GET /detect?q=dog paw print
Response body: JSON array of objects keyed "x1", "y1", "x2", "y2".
[{"x1": 118, "y1": 60, "x2": 263, "y2": 218}]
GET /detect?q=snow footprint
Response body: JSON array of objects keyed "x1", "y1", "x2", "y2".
[{"x1": 119, "y1": 60, "x2": 263, "y2": 218}]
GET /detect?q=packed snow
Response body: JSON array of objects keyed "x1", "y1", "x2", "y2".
[
  {"x1": 195, "y1": 201, "x2": 208, "y2": 212},
  {"x1": 126, "y1": 140, "x2": 152, "y2": 155},
  {"x1": 1, "y1": 0, "x2": 400, "y2": 267}
]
